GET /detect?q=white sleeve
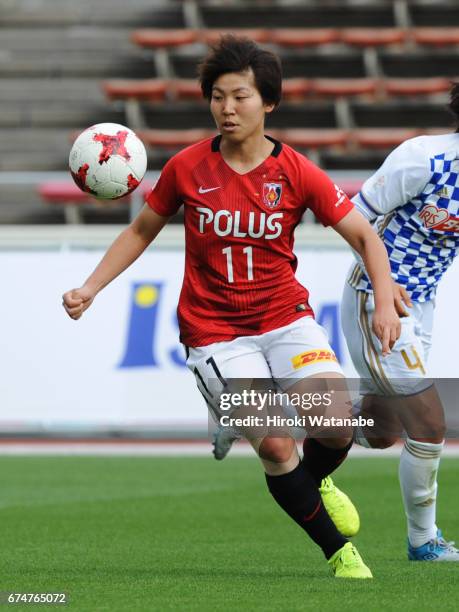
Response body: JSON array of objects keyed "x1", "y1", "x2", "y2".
[{"x1": 352, "y1": 138, "x2": 432, "y2": 221}]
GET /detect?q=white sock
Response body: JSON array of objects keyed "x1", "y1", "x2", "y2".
[{"x1": 399, "y1": 438, "x2": 444, "y2": 548}]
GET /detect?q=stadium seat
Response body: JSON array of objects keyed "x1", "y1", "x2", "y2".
[
  {"x1": 311, "y1": 78, "x2": 379, "y2": 97},
  {"x1": 278, "y1": 129, "x2": 349, "y2": 149},
  {"x1": 200, "y1": 29, "x2": 269, "y2": 45},
  {"x1": 337, "y1": 179, "x2": 364, "y2": 198},
  {"x1": 385, "y1": 78, "x2": 451, "y2": 97},
  {"x1": 270, "y1": 29, "x2": 340, "y2": 47},
  {"x1": 39, "y1": 180, "x2": 154, "y2": 224},
  {"x1": 131, "y1": 29, "x2": 199, "y2": 49},
  {"x1": 353, "y1": 128, "x2": 419, "y2": 149},
  {"x1": 282, "y1": 78, "x2": 311, "y2": 100},
  {"x1": 139, "y1": 129, "x2": 215, "y2": 149},
  {"x1": 39, "y1": 181, "x2": 93, "y2": 224},
  {"x1": 380, "y1": 51, "x2": 459, "y2": 78},
  {"x1": 412, "y1": 28, "x2": 459, "y2": 47},
  {"x1": 173, "y1": 79, "x2": 202, "y2": 101},
  {"x1": 341, "y1": 28, "x2": 406, "y2": 47},
  {"x1": 102, "y1": 79, "x2": 168, "y2": 101}
]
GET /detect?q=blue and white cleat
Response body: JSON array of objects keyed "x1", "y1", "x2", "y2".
[
  {"x1": 212, "y1": 425, "x2": 241, "y2": 460},
  {"x1": 408, "y1": 529, "x2": 459, "y2": 561}
]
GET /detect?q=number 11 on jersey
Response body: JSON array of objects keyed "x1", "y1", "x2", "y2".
[{"x1": 222, "y1": 246, "x2": 254, "y2": 282}]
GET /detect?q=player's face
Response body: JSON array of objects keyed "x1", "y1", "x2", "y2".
[{"x1": 210, "y1": 70, "x2": 274, "y2": 143}]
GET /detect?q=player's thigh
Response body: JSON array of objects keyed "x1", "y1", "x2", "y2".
[
  {"x1": 342, "y1": 284, "x2": 429, "y2": 396},
  {"x1": 342, "y1": 284, "x2": 444, "y2": 437},
  {"x1": 263, "y1": 317, "x2": 352, "y2": 440},
  {"x1": 186, "y1": 336, "x2": 272, "y2": 426},
  {"x1": 264, "y1": 316, "x2": 343, "y2": 382}
]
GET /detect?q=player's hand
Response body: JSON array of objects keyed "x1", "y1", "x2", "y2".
[
  {"x1": 393, "y1": 281, "x2": 412, "y2": 318},
  {"x1": 62, "y1": 285, "x2": 96, "y2": 320},
  {"x1": 372, "y1": 305, "x2": 401, "y2": 357}
]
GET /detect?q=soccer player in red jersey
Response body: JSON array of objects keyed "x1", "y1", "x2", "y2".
[{"x1": 63, "y1": 36, "x2": 400, "y2": 578}]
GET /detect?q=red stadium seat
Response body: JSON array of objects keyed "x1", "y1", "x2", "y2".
[
  {"x1": 200, "y1": 29, "x2": 269, "y2": 45},
  {"x1": 354, "y1": 129, "x2": 419, "y2": 149},
  {"x1": 39, "y1": 180, "x2": 155, "y2": 223},
  {"x1": 412, "y1": 28, "x2": 459, "y2": 47},
  {"x1": 173, "y1": 79, "x2": 202, "y2": 100},
  {"x1": 271, "y1": 28, "x2": 339, "y2": 47},
  {"x1": 131, "y1": 29, "x2": 199, "y2": 49},
  {"x1": 39, "y1": 182, "x2": 91, "y2": 204},
  {"x1": 423, "y1": 128, "x2": 452, "y2": 136},
  {"x1": 337, "y1": 179, "x2": 364, "y2": 198},
  {"x1": 385, "y1": 78, "x2": 451, "y2": 96},
  {"x1": 311, "y1": 78, "x2": 379, "y2": 97},
  {"x1": 39, "y1": 181, "x2": 97, "y2": 224},
  {"x1": 341, "y1": 28, "x2": 406, "y2": 47},
  {"x1": 278, "y1": 129, "x2": 349, "y2": 148},
  {"x1": 102, "y1": 79, "x2": 169, "y2": 101},
  {"x1": 282, "y1": 78, "x2": 311, "y2": 100},
  {"x1": 139, "y1": 129, "x2": 216, "y2": 149}
]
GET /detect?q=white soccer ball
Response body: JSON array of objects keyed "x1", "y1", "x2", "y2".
[{"x1": 69, "y1": 123, "x2": 147, "y2": 199}]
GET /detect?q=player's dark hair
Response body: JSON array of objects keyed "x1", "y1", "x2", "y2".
[
  {"x1": 448, "y1": 82, "x2": 459, "y2": 131},
  {"x1": 198, "y1": 35, "x2": 282, "y2": 107}
]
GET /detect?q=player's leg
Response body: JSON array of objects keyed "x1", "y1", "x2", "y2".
[
  {"x1": 186, "y1": 337, "x2": 370, "y2": 576},
  {"x1": 264, "y1": 317, "x2": 365, "y2": 548},
  {"x1": 253, "y1": 433, "x2": 370, "y2": 577},
  {"x1": 264, "y1": 318, "x2": 355, "y2": 481},
  {"x1": 342, "y1": 284, "x2": 458, "y2": 560}
]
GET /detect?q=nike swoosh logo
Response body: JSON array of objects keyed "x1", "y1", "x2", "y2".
[{"x1": 198, "y1": 186, "x2": 221, "y2": 194}]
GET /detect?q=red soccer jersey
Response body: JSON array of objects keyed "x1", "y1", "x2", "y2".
[{"x1": 146, "y1": 135, "x2": 353, "y2": 347}]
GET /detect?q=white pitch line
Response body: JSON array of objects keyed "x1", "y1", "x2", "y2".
[{"x1": 0, "y1": 442, "x2": 458, "y2": 456}]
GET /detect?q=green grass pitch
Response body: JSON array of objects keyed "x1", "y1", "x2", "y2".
[{"x1": 1, "y1": 455, "x2": 458, "y2": 611}]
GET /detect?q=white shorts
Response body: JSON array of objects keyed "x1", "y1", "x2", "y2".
[
  {"x1": 341, "y1": 282, "x2": 434, "y2": 396},
  {"x1": 186, "y1": 316, "x2": 343, "y2": 418}
]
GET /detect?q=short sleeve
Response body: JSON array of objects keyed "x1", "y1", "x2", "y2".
[
  {"x1": 354, "y1": 137, "x2": 431, "y2": 221},
  {"x1": 146, "y1": 155, "x2": 182, "y2": 216},
  {"x1": 300, "y1": 157, "x2": 354, "y2": 227}
]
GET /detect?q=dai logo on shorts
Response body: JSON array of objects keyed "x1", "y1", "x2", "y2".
[
  {"x1": 291, "y1": 349, "x2": 338, "y2": 370},
  {"x1": 263, "y1": 183, "x2": 282, "y2": 209}
]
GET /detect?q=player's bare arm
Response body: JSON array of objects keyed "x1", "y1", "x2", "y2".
[
  {"x1": 62, "y1": 206, "x2": 170, "y2": 320},
  {"x1": 333, "y1": 208, "x2": 400, "y2": 355}
]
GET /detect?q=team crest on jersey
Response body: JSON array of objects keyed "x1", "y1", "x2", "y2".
[{"x1": 263, "y1": 183, "x2": 282, "y2": 209}]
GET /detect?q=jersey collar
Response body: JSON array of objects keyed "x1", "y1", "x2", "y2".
[{"x1": 211, "y1": 134, "x2": 282, "y2": 157}]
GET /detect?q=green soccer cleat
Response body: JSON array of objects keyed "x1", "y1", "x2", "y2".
[
  {"x1": 319, "y1": 476, "x2": 360, "y2": 538},
  {"x1": 328, "y1": 542, "x2": 373, "y2": 579}
]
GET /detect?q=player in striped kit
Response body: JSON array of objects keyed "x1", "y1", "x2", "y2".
[{"x1": 341, "y1": 83, "x2": 459, "y2": 561}]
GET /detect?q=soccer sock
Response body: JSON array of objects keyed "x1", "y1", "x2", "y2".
[
  {"x1": 302, "y1": 437, "x2": 353, "y2": 485},
  {"x1": 399, "y1": 437, "x2": 444, "y2": 548},
  {"x1": 265, "y1": 461, "x2": 347, "y2": 559}
]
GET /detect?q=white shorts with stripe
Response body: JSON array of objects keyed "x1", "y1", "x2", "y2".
[
  {"x1": 341, "y1": 282, "x2": 434, "y2": 396},
  {"x1": 186, "y1": 316, "x2": 343, "y2": 419}
]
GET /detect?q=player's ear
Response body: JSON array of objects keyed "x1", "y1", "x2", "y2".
[{"x1": 264, "y1": 103, "x2": 275, "y2": 114}]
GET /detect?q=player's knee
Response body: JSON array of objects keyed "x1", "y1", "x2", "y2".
[
  {"x1": 369, "y1": 436, "x2": 398, "y2": 449},
  {"x1": 429, "y1": 421, "x2": 446, "y2": 441},
  {"x1": 258, "y1": 437, "x2": 295, "y2": 463}
]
